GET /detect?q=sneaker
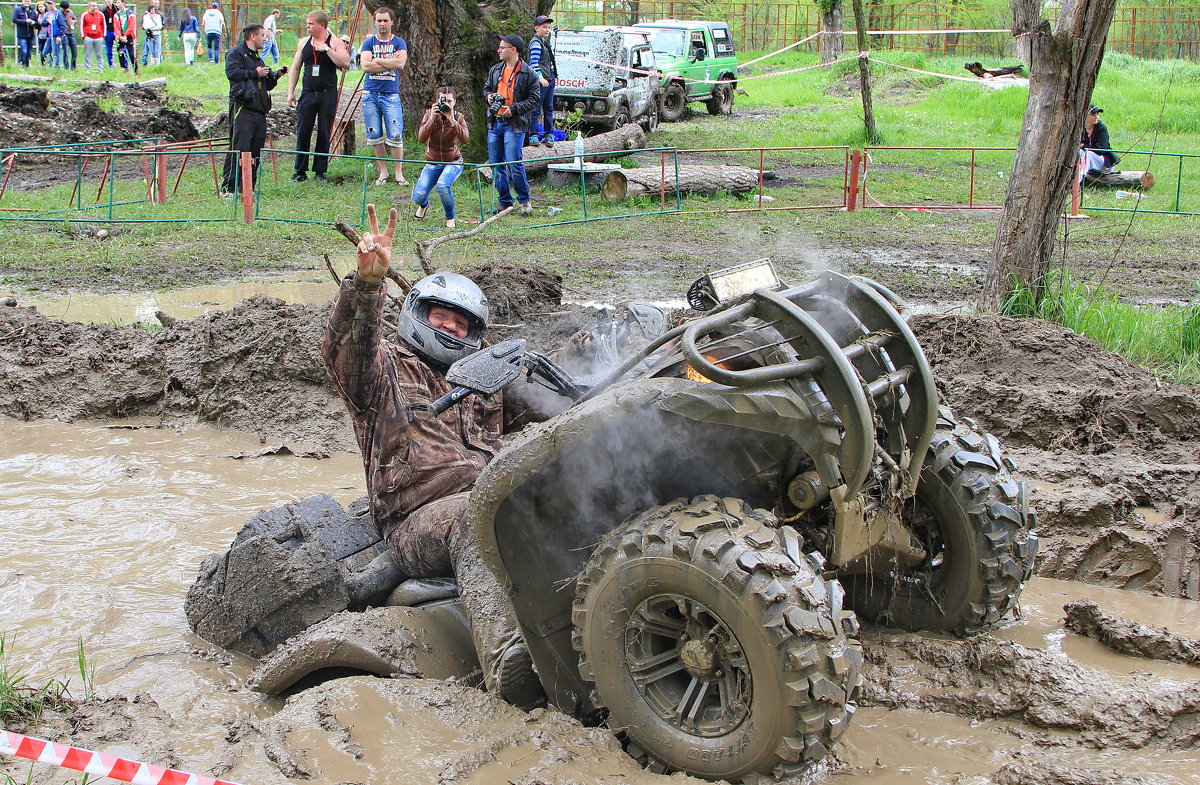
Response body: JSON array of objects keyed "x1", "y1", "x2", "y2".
[
  {"x1": 542, "y1": 138, "x2": 554, "y2": 148},
  {"x1": 314, "y1": 173, "x2": 330, "y2": 183},
  {"x1": 489, "y1": 204, "x2": 512, "y2": 217},
  {"x1": 219, "y1": 191, "x2": 235, "y2": 199},
  {"x1": 291, "y1": 172, "x2": 307, "y2": 182},
  {"x1": 496, "y1": 642, "x2": 544, "y2": 710},
  {"x1": 519, "y1": 202, "x2": 533, "y2": 217}
]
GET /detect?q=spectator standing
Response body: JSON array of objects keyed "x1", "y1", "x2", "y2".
[
  {"x1": 140, "y1": 0, "x2": 161, "y2": 65},
  {"x1": 286, "y1": 10, "x2": 349, "y2": 183},
  {"x1": 58, "y1": 1, "x2": 76, "y2": 68},
  {"x1": 527, "y1": 14, "x2": 556, "y2": 147},
  {"x1": 482, "y1": 34, "x2": 540, "y2": 215},
  {"x1": 13, "y1": 0, "x2": 39, "y2": 67},
  {"x1": 80, "y1": 0, "x2": 106, "y2": 70},
  {"x1": 413, "y1": 86, "x2": 469, "y2": 229},
  {"x1": 112, "y1": 0, "x2": 137, "y2": 73},
  {"x1": 178, "y1": 6, "x2": 199, "y2": 65},
  {"x1": 43, "y1": 1, "x2": 62, "y2": 66},
  {"x1": 36, "y1": 2, "x2": 52, "y2": 66},
  {"x1": 222, "y1": 24, "x2": 284, "y2": 194},
  {"x1": 101, "y1": 0, "x2": 116, "y2": 66},
  {"x1": 202, "y1": 1, "x2": 224, "y2": 63},
  {"x1": 261, "y1": 8, "x2": 280, "y2": 65},
  {"x1": 360, "y1": 5, "x2": 408, "y2": 186}
]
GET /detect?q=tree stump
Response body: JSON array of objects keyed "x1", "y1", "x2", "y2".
[{"x1": 603, "y1": 164, "x2": 763, "y2": 200}]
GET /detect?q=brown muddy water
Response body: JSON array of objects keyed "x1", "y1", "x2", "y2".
[
  {"x1": 11, "y1": 271, "x2": 337, "y2": 326},
  {"x1": 2, "y1": 417, "x2": 1199, "y2": 784}
]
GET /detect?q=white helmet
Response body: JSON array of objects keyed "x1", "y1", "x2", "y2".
[{"x1": 397, "y1": 272, "x2": 489, "y2": 368}]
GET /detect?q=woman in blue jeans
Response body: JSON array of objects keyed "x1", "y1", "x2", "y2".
[{"x1": 413, "y1": 86, "x2": 470, "y2": 229}]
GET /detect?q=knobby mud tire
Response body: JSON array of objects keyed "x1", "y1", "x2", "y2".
[
  {"x1": 660, "y1": 82, "x2": 687, "y2": 122},
  {"x1": 843, "y1": 409, "x2": 1038, "y2": 635},
  {"x1": 706, "y1": 83, "x2": 733, "y2": 115},
  {"x1": 573, "y1": 495, "x2": 863, "y2": 782},
  {"x1": 612, "y1": 106, "x2": 632, "y2": 130}
]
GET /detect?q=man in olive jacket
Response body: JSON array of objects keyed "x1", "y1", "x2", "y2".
[{"x1": 222, "y1": 24, "x2": 285, "y2": 194}]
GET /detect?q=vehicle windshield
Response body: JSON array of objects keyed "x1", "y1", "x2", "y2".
[{"x1": 644, "y1": 28, "x2": 685, "y2": 57}]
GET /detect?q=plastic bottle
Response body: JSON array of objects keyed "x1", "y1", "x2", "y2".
[
  {"x1": 574, "y1": 132, "x2": 585, "y2": 169},
  {"x1": 1114, "y1": 189, "x2": 1140, "y2": 200}
]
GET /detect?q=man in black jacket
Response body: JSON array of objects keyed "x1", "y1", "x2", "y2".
[
  {"x1": 482, "y1": 34, "x2": 541, "y2": 215},
  {"x1": 222, "y1": 25, "x2": 284, "y2": 195},
  {"x1": 1080, "y1": 105, "x2": 1120, "y2": 179}
]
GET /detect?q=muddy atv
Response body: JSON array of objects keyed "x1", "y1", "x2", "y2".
[{"x1": 186, "y1": 262, "x2": 1037, "y2": 782}]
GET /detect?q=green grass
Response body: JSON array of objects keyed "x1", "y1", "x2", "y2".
[
  {"x1": 0, "y1": 633, "x2": 76, "y2": 727},
  {"x1": 1003, "y1": 270, "x2": 1200, "y2": 384}
]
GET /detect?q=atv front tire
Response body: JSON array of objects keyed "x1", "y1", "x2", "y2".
[
  {"x1": 573, "y1": 495, "x2": 862, "y2": 781},
  {"x1": 842, "y1": 410, "x2": 1038, "y2": 635}
]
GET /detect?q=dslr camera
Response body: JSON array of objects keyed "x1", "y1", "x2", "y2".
[
  {"x1": 486, "y1": 93, "x2": 505, "y2": 118},
  {"x1": 437, "y1": 99, "x2": 452, "y2": 113}
]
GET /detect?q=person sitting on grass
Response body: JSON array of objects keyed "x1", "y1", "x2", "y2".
[{"x1": 412, "y1": 86, "x2": 469, "y2": 230}]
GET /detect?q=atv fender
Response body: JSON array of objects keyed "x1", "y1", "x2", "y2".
[{"x1": 247, "y1": 602, "x2": 479, "y2": 695}]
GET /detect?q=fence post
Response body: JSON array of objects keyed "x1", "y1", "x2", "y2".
[
  {"x1": 846, "y1": 149, "x2": 862, "y2": 210},
  {"x1": 155, "y1": 145, "x2": 167, "y2": 204},
  {"x1": 240, "y1": 150, "x2": 254, "y2": 224}
]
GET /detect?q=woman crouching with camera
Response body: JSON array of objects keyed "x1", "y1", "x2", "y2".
[{"x1": 412, "y1": 85, "x2": 469, "y2": 229}]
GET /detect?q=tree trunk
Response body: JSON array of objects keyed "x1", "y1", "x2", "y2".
[
  {"x1": 361, "y1": 0, "x2": 544, "y2": 158},
  {"x1": 605, "y1": 164, "x2": 763, "y2": 200},
  {"x1": 495, "y1": 123, "x2": 646, "y2": 179},
  {"x1": 1086, "y1": 170, "x2": 1155, "y2": 189},
  {"x1": 850, "y1": 0, "x2": 879, "y2": 144},
  {"x1": 981, "y1": 0, "x2": 1119, "y2": 309},
  {"x1": 819, "y1": 3, "x2": 844, "y2": 64}
]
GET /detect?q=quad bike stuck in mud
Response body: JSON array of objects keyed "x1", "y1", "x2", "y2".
[{"x1": 186, "y1": 261, "x2": 1038, "y2": 783}]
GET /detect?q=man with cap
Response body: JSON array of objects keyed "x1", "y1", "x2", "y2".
[
  {"x1": 482, "y1": 33, "x2": 541, "y2": 215},
  {"x1": 202, "y1": 1, "x2": 225, "y2": 63},
  {"x1": 322, "y1": 203, "x2": 580, "y2": 710},
  {"x1": 1080, "y1": 105, "x2": 1120, "y2": 180},
  {"x1": 527, "y1": 15, "x2": 557, "y2": 147}
]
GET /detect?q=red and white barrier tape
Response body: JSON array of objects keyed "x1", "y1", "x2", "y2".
[
  {"x1": 556, "y1": 51, "x2": 861, "y2": 85},
  {"x1": 0, "y1": 730, "x2": 246, "y2": 785},
  {"x1": 866, "y1": 56, "x2": 992, "y2": 83}
]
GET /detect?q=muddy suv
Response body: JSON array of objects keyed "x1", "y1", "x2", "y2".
[
  {"x1": 188, "y1": 263, "x2": 1037, "y2": 782},
  {"x1": 554, "y1": 27, "x2": 661, "y2": 131},
  {"x1": 632, "y1": 19, "x2": 739, "y2": 120}
]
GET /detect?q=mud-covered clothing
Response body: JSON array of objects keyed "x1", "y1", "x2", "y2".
[
  {"x1": 322, "y1": 272, "x2": 544, "y2": 539},
  {"x1": 417, "y1": 108, "x2": 469, "y2": 162}
]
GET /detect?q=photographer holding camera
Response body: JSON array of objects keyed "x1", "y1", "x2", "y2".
[
  {"x1": 482, "y1": 33, "x2": 541, "y2": 216},
  {"x1": 412, "y1": 86, "x2": 469, "y2": 229}
]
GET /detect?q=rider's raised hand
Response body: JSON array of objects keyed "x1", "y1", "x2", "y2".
[{"x1": 356, "y1": 204, "x2": 398, "y2": 284}]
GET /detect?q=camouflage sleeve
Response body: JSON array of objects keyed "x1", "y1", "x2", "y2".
[{"x1": 322, "y1": 272, "x2": 390, "y2": 414}]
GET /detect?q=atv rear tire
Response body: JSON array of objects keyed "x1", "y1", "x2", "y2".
[
  {"x1": 573, "y1": 495, "x2": 862, "y2": 781},
  {"x1": 660, "y1": 82, "x2": 687, "y2": 122},
  {"x1": 842, "y1": 410, "x2": 1038, "y2": 635}
]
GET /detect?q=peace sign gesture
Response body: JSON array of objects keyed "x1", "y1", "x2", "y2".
[{"x1": 356, "y1": 203, "x2": 398, "y2": 284}]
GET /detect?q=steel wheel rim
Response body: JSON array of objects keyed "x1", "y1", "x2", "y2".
[{"x1": 624, "y1": 593, "x2": 752, "y2": 737}]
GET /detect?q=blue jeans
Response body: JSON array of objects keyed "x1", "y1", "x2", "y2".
[
  {"x1": 142, "y1": 33, "x2": 160, "y2": 65},
  {"x1": 486, "y1": 120, "x2": 529, "y2": 206},
  {"x1": 412, "y1": 160, "x2": 464, "y2": 220},
  {"x1": 262, "y1": 38, "x2": 279, "y2": 64},
  {"x1": 206, "y1": 32, "x2": 221, "y2": 63},
  {"x1": 361, "y1": 92, "x2": 404, "y2": 146},
  {"x1": 533, "y1": 82, "x2": 555, "y2": 142},
  {"x1": 105, "y1": 30, "x2": 114, "y2": 65},
  {"x1": 17, "y1": 37, "x2": 33, "y2": 67}
]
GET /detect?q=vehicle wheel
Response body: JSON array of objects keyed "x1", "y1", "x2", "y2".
[
  {"x1": 612, "y1": 106, "x2": 632, "y2": 130},
  {"x1": 660, "y1": 82, "x2": 687, "y2": 122},
  {"x1": 573, "y1": 495, "x2": 862, "y2": 781},
  {"x1": 842, "y1": 409, "x2": 1038, "y2": 635},
  {"x1": 640, "y1": 97, "x2": 660, "y2": 133},
  {"x1": 706, "y1": 83, "x2": 733, "y2": 115}
]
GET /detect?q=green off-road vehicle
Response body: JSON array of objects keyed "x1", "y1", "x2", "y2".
[
  {"x1": 632, "y1": 19, "x2": 739, "y2": 120},
  {"x1": 187, "y1": 262, "x2": 1037, "y2": 782}
]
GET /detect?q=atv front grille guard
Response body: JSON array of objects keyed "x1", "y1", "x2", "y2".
[{"x1": 588, "y1": 271, "x2": 938, "y2": 499}]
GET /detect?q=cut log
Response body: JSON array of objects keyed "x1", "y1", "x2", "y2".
[
  {"x1": 1084, "y1": 170, "x2": 1155, "y2": 189},
  {"x1": 604, "y1": 164, "x2": 764, "y2": 200},
  {"x1": 516, "y1": 124, "x2": 646, "y2": 179}
]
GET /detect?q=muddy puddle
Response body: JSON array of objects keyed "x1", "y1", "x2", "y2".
[
  {"x1": 2, "y1": 416, "x2": 1198, "y2": 785},
  {"x1": 8, "y1": 270, "x2": 338, "y2": 327}
]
